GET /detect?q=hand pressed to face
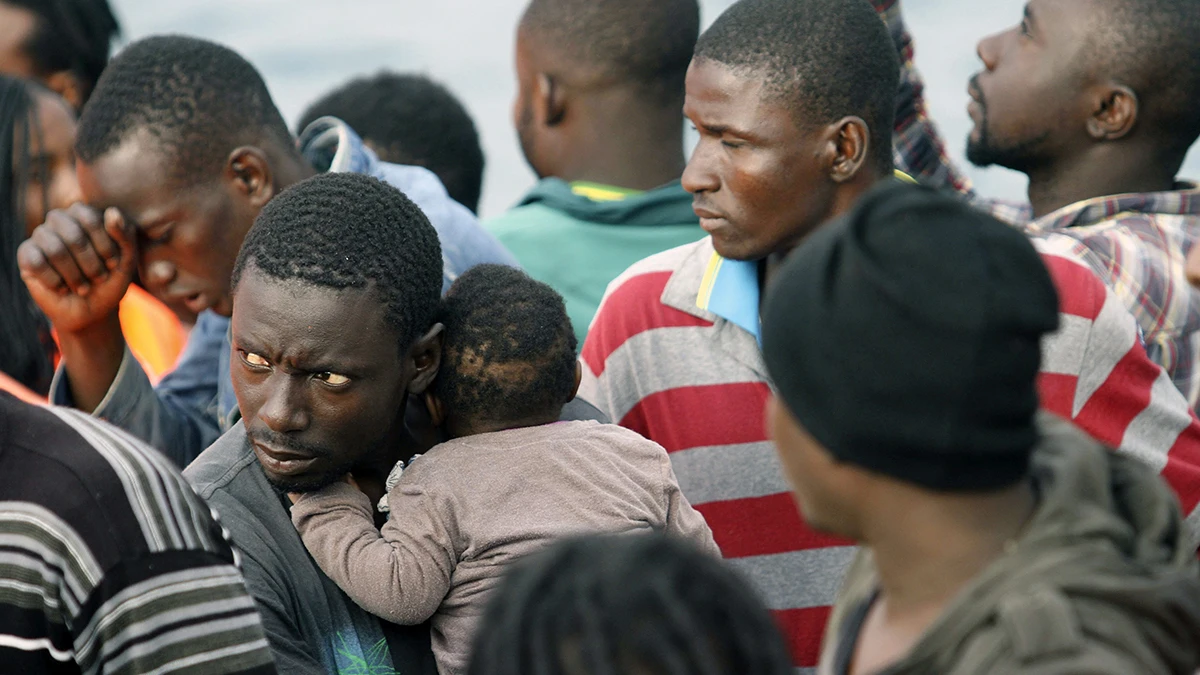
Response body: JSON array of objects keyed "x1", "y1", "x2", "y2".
[
  {"x1": 69, "y1": 130, "x2": 264, "y2": 318},
  {"x1": 17, "y1": 203, "x2": 137, "y2": 334},
  {"x1": 231, "y1": 265, "x2": 441, "y2": 494}
]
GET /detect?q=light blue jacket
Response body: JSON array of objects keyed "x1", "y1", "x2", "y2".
[{"x1": 50, "y1": 117, "x2": 519, "y2": 466}]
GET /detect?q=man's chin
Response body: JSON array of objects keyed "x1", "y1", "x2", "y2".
[
  {"x1": 262, "y1": 468, "x2": 345, "y2": 496},
  {"x1": 965, "y1": 137, "x2": 997, "y2": 168}
]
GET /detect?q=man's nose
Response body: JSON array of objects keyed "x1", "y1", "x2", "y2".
[
  {"x1": 682, "y1": 140, "x2": 721, "y2": 196},
  {"x1": 258, "y1": 375, "x2": 311, "y2": 434}
]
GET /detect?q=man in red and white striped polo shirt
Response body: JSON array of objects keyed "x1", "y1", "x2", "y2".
[{"x1": 579, "y1": 0, "x2": 1200, "y2": 670}]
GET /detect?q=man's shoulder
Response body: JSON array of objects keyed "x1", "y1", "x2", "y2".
[
  {"x1": 583, "y1": 239, "x2": 716, "y2": 369},
  {"x1": 595, "y1": 238, "x2": 713, "y2": 313},
  {"x1": 614, "y1": 238, "x2": 712, "y2": 285},
  {"x1": 1033, "y1": 241, "x2": 1109, "y2": 321},
  {"x1": 184, "y1": 422, "x2": 260, "y2": 502}
]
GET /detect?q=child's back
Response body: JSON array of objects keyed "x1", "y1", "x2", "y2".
[{"x1": 290, "y1": 265, "x2": 716, "y2": 675}]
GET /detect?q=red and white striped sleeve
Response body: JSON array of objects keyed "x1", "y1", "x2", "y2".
[{"x1": 1036, "y1": 244, "x2": 1200, "y2": 542}]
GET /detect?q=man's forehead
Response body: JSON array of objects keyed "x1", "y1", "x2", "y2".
[
  {"x1": 78, "y1": 130, "x2": 181, "y2": 218},
  {"x1": 685, "y1": 58, "x2": 765, "y2": 103},
  {"x1": 234, "y1": 268, "x2": 395, "y2": 346}
]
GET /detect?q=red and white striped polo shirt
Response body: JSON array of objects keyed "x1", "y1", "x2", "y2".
[{"x1": 580, "y1": 236, "x2": 1200, "y2": 673}]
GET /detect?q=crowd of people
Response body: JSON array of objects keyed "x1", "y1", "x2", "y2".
[{"x1": 1, "y1": 0, "x2": 1199, "y2": 673}]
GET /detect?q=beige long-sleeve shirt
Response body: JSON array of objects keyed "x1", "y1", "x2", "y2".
[{"x1": 291, "y1": 420, "x2": 718, "y2": 675}]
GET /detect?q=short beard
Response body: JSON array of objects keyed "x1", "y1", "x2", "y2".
[
  {"x1": 965, "y1": 104, "x2": 1050, "y2": 172},
  {"x1": 246, "y1": 431, "x2": 357, "y2": 495},
  {"x1": 263, "y1": 459, "x2": 358, "y2": 496}
]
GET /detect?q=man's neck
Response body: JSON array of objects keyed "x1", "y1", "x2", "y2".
[
  {"x1": 847, "y1": 480, "x2": 1036, "y2": 675},
  {"x1": 550, "y1": 101, "x2": 685, "y2": 191},
  {"x1": 274, "y1": 149, "x2": 318, "y2": 193},
  {"x1": 1025, "y1": 145, "x2": 1178, "y2": 219},
  {"x1": 867, "y1": 480, "x2": 1036, "y2": 619}
]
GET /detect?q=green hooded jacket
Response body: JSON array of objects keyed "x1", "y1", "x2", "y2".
[
  {"x1": 819, "y1": 415, "x2": 1200, "y2": 675},
  {"x1": 486, "y1": 179, "x2": 704, "y2": 344}
]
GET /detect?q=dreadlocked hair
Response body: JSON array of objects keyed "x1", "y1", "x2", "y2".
[
  {"x1": 433, "y1": 264, "x2": 577, "y2": 430},
  {"x1": 467, "y1": 534, "x2": 794, "y2": 675},
  {"x1": 0, "y1": 76, "x2": 55, "y2": 394}
]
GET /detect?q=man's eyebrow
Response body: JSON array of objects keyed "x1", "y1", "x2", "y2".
[{"x1": 1024, "y1": 4, "x2": 1036, "y2": 27}]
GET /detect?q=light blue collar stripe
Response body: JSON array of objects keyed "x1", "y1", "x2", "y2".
[{"x1": 705, "y1": 257, "x2": 761, "y2": 340}]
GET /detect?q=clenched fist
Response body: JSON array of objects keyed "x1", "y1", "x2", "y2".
[{"x1": 17, "y1": 204, "x2": 138, "y2": 335}]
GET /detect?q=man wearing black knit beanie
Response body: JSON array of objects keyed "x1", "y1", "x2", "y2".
[{"x1": 764, "y1": 182, "x2": 1200, "y2": 675}]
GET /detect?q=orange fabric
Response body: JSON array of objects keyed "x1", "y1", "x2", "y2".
[{"x1": 119, "y1": 285, "x2": 187, "y2": 384}]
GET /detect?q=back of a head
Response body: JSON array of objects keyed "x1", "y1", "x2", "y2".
[
  {"x1": 694, "y1": 0, "x2": 899, "y2": 176},
  {"x1": 0, "y1": 75, "x2": 52, "y2": 394},
  {"x1": 231, "y1": 172, "x2": 443, "y2": 351},
  {"x1": 468, "y1": 534, "x2": 793, "y2": 675},
  {"x1": 519, "y1": 0, "x2": 699, "y2": 107},
  {"x1": 76, "y1": 35, "x2": 293, "y2": 185},
  {"x1": 297, "y1": 72, "x2": 485, "y2": 213},
  {"x1": 434, "y1": 264, "x2": 576, "y2": 432},
  {"x1": 5, "y1": 0, "x2": 120, "y2": 105},
  {"x1": 762, "y1": 182, "x2": 1060, "y2": 492},
  {"x1": 1093, "y1": 0, "x2": 1200, "y2": 160}
]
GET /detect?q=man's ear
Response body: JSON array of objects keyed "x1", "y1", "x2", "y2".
[
  {"x1": 537, "y1": 72, "x2": 567, "y2": 127},
  {"x1": 225, "y1": 147, "x2": 276, "y2": 208},
  {"x1": 44, "y1": 71, "x2": 85, "y2": 111},
  {"x1": 407, "y1": 323, "x2": 444, "y2": 395},
  {"x1": 570, "y1": 361, "x2": 583, "y2": 401},
  {"x1": 825, "y1": 116, "x2": 870, "y2": 183},
  {"x1": 1087, "y1": 84, "x2": 1138, "y2": 141},
  {"x1": 423, "y1": 390, "x2": 446, "y2": 429}
]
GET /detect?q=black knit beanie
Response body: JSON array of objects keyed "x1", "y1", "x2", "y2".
[{"x1": 761, "y1": 182, "x2": 1060, "y2": 491}]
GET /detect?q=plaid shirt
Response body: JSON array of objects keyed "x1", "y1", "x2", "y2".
[{"x1": 878, "y1": 0, "x2": 1200, "y2": 407}]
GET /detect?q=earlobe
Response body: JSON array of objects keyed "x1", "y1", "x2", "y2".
[
  {"x1": 829, "y1": 117, "x2": 869, "y2": 183},
  {"x1": 1087, "y1": 85, "x2": 1138, "y2": 141},
  {"x1": 424, "y1": 391, "x2": 445, "y2": 429},
  {"x1": 571, "y1": 361, "x2": 582, "y2": 401},
  {"x1": 539, "y1": 73, "x2": 566, "y2": 127},
  {"x1": 407, "y1": 323, "x2": 445, "y2": 395},
  {"x1": 226, "y1": 147, "x2": 276, "y2": 207}
]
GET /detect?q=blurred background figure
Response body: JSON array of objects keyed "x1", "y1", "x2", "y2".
[
  {"x1": 298, "y1": 71, "x2": 486, "y2": 214},
  {"x1": 0, "y1": 0, "x2": 120, "y2": 110},
  {"x1": 486, "y1": 0, "x2": 704, "y2": 343},
  {"x1": 468, "y1": 534, "x2": 794, "y2": 675},
  {"x1": 0, "y1": 76, "x2": 64, "y2": 396}
]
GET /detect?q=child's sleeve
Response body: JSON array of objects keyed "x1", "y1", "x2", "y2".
[
  {"x1": 659, "y1": 452, "x2": 722, "y2": 557},
  {"x1": 290, "y1": 481, "x2": 456, "y2": 625}
]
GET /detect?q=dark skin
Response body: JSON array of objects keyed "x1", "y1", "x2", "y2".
[
  {"x1": 968, "y1": 0, "x2": 1175, "y2": 218},
  {"x1": 15, "y1": 130, "x2": 316, "y2": 412},
  {"x1": 681, "y1": 58, "x2": 879, "y2": 282},
  {"x1": 0, "y1": 2, "x2": 88, "y2": 110},
  {"x1": 767, "y1": 395, "x2": 1037, "y2": 675},
  {"x1": 513, "y1": 26, "x2": 685, "y2": 191},
  {"x1": 232, "y1": 264, "x2": 443, "y2": 509}
]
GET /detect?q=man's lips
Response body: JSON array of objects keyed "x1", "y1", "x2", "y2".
[
  {"x1": 253, "y1": 442, "x2": 319, "y2": 476},
  {"x1": 694, "y1": 205, "x2": 729, "y2": 233}
]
